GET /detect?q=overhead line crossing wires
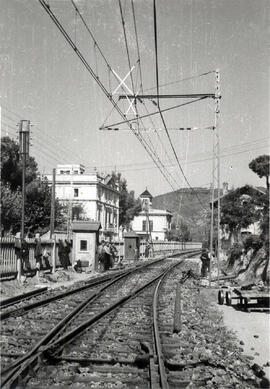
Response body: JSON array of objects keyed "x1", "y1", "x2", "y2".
[
  {"x1": 127, "y1": 0, "x2": 178, "y2": 185},
  {"x1": 129, "y1": 0, "x2": 181, "y2": 185},
  {"x1": 74, "y1": 0, "x2": 178, "y2": 190},
  {"x1": 118, "y1": 0, "x2": 180, "y2": 189},
  {"x1": 39, "y1": 0, "x2": 177, "y2": 191}
]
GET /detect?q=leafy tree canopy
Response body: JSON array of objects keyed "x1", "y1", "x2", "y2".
[
  {"x1": 110, "y1": 171, "x2": 141, "y2": 228},
  {"x1": 166, "y1": 222, "x2": 192, "y2": 241},
  {"x1": 1, "y1": 136, "x2": 38, "y2": 190},
  {"x1": 249, "y1": 154, "x2": 270, "y2": 189},
  {"x1": 1, "y1": 136, "x2": 65, "y2": 235},
  {"x1": 220, "y1": 185, "x2": 263, "y2": 232}
]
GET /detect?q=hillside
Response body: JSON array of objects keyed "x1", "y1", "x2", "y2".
[{"x1": 152, "y1": 188, "x2": 215, "y2": 241}]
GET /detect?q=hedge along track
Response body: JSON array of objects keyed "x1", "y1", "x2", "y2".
[
  {"x1": 1, "y1": 252, "x2": 200, "y2": 389},
  {"x1": 1, "y1": 251, "x2": 200, "y2": 388}
]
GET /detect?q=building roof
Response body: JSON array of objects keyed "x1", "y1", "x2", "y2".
[
  {"x1": 72, "y1": 220, "x2": 101, "y2": 232},
  {"x1": 210, "y1": 185, "x2": 267, "y2": 205},
  {"x1": 140, "y1": 208, "x2": 172, "y2": 216},
  {"x1": 124, "y1": 231, "x2": 139, "y2": 238},
  {"x1": 140, "y1": 188, "x2": 153, "y2": 198}
]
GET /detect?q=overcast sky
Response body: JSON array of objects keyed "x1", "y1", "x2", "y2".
[{"x1": 0, "y1": 0, "x2": 269, "y2": 196}]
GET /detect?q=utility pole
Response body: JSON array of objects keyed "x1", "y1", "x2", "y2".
[
  {"x1": 209, "y1": 69, "x2": 221, "y2": 286},
  {"x1": 18, "y1": 120, "x2": 30, "y2": 281},
  {"x1": 50, "y1": 168, "x2": 56, "y2": 239},
  {"x1": 215, "y1": 69, "x2": 221, "y2": 287},
  {"x1": 67, "y1": 170, "x2": 74, "y2": 241}
]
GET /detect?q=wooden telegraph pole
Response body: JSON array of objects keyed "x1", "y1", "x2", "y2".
[
  {"x1": 18, "y1": 120, "x2": 30, "y2": 281},
  {"x1": 209, "y1": 70, "x2": 221, "y2": 287},
  {"x1": 50, "y1": 168, "x2": 56, "y2": 272},
  {"x1": 50, "y1": 168, "x2": 56, "y2": 239}
]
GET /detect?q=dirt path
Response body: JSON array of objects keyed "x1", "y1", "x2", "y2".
[
  {"x1": 219, "y1": 303, "x2": 270, "y2": 379},
  {"x1": 200, "y1": 286, "x2": 270, "y2": 381}
]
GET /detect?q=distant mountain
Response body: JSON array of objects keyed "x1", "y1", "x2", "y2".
[{"x1": 152, "y1": 188, "x2": 214, "y2": 241}]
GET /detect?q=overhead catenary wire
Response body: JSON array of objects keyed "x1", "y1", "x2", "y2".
[
  {"x1": 118, "y1": 0, "x2": 180, "y2": 189},
  {"x1": 1, "y1": 106, "x2": 94, "y2": 168},
  {"x1": 83, "y1": 142, "x2": 269, "y2": 173},
  {"x1": 69, "y1": 0, "x2": 178, "y2": 190},
  {"x1": 101, "y1": 96, "x2": 208, "y2": 129},
  {"x1": 144, "y1": 70, "x2": 216, "y2": 92},
  {"x1": 131, "y1": 0, "x2": 143, "y2": 94},
  {"x1": 152, "y1": 0, "x2": 207, "y2": 211},
  {"x1": 39, "y1": 0, "x2": 178, "y2": 191},
  {"x1": 128, "y1": 0, "x2": 182, "y2": 186}
]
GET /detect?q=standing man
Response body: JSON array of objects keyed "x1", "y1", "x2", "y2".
[
  {"x1": 104, "y1": 241, "x2": 111, "y2": 270},
  {"x1": 98, "y1": 240, "x2": 107, "y2": 272},
  {"x1": 21, "y1": 238, "x2": 31, "y2": 273},
  {"x1": 34, "y1": 233, "x2": 43, "y2": 271},
  {"x1": 200, "y1": 249, "x2": 210, "y2": 278}
]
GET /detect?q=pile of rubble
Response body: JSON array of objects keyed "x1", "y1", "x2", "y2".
[{"x1": 162, "y1": 261, "x2": 268, "y2": 388}]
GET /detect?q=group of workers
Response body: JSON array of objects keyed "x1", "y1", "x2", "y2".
[
  {"x1": 14, "y1": 233, "x2": 119, "y2": 275},
  {"x1": 15, "y1": 233, "x2": 53, "y2": 274},
  {"x1": 98, "y1": 240, "x2": 119, "y2": 271},
  {"x1": 15, "y1": 234, "x2": 211, "y2": 277}
]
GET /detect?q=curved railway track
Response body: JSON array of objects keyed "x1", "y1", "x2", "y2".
[
  {"x1": 1, "y1": 251, "x2": 200, "y2": 389},
  {"x1": 1, "y1": 251, "x2": 201, "y2": 388}
]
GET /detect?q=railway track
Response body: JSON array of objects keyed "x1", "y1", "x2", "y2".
[
  {"x1": 1, "y1": 251, "x2": 200, "y2": 388},
  {"x1": 0, "y1": 269, "x2": 134, "y2": 321}
]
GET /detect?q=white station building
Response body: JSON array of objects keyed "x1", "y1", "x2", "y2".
[
  {"x1": 46, "y1": 164, "x2": 120, "y2": 238},
  {"x1": 131, "y1": 189, "x2": 172, "y2": 241}
]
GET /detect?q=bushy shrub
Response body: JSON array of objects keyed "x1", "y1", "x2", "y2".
[{"x1": 243, "y1": 234, "x2": 263, "y2": 253}]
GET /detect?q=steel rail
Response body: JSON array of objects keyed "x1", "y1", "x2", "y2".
[
  {"x1": 0, "y1": 287, "x2": 48, "y2": 309},
  {"x1": 152, "y1": 252, "x2": 201, "y2": 389},
  {"x1": 0, "y1": 260, "x2": 168, "y2": 320},
  {"x1": 0, "y1": 267, "x2": 143, "y2": 387},
  {"x1": 1, "y1": 251, "x2": 200, "y2": 388},
  {"x1": 152, "y1": 261, "x2": 184, "y2": 389},
  {"x1": 0, "y1": 270, "x2": 130, "y2": 321},
  {"x1": 0, "y1": 254, "x2": 180, "y2": 388}
]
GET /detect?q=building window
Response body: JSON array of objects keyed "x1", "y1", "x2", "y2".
[
  {"x1": 74, "y1": 188, "x2": 79, "y2": 197},
  {"x1": 142, "y1": 220, "x2": 153, "y2": 232},
  {"x1": 80, "y1": 240, "x2": 87, "y2": 251}
]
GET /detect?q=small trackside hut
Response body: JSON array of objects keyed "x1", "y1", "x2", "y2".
[
  {"x1": 72, "y1": 220, "x2": 101, "y2": 272},
  {"x1": 124, "y1": 231, "x2": 140, "y2": 262}
]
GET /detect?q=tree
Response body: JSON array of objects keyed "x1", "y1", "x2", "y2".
[
  {"x1": 1, "y1": 136, "x2": 65, "y2": 235},
  {"x1": 110, "y1": 171, "x2": 142, "y2": 228},
  {"x1": 220, "y1": 185, "x2": 263, "y2": 241},
  {"x1": 249, "y1": 155, "x2": 270, "y2": 190},
  {"x1": 25, "y1": 178, "x2": 66, "y2": 234},
  {"x1": 1, "y1": 184, "x2": 22, "y2": 232},
  {"x1": 1, "y1": 136, "x2": 38, "y2": 190},
  {"x1": 166, "y1": 221, "x2": 192, "y2": 241},
  {"x1": 249, "y1": 155, "x2": 269, "y2": 253}
]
